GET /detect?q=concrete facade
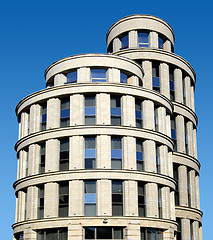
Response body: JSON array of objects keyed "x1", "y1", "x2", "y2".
[{"x1": 13, "y1": 15, "x2": 202, "y2": 240}]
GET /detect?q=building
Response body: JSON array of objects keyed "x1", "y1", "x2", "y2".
[{"x1": 13, "y1": 15, "x2": 202, "y2": 240}]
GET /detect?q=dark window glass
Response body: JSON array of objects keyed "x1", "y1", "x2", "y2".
[
  {"x1": 60, "y1": 98, "x2": 70, "y2": 127},
  {"x1": 138, "y1": 32, "x2": 149, "y2": 47},
  {"x1": 135, "y1": 99, "x2": 143, "y2": 128},
  {"x1": 84, "y1": 181, "x2": 96, "y2": 216},
  {"x1": 158, "y1": 187, "x2": 162, "y2": 218},
  {"x1": 37, "y1": 228, "x2": 68, "y2": 240},
  {"x1": 39, "y1": 142, "x2": 45, "y2": 174},
  {"x1": 112, "y1": 181, "x2": 123, "y2": 216},
  {"x1": 120, "y1": 72, "x2": 128, "y2": 83},
  {"x1": 85, "y1": 137, "x2": 96, "y2": 169},
  {"x1": 14, "y1": 232, "x2": 24, "y2": 240},
  {"x1": 173, "y1": 164, "x2": 179, "y2": 205},
  {"x1": 154, "y1": 107, "x2": 158, "y2": 131},
  {"x1": 111, "y1": 137, "x2": 122, "y2": 169},
  {"x1": 156, "y1": 145, "x2": 160, "y2": 173},
  {"x1": 85, "y1": 95, "x2": 96, "y2": 125},
  {"x1": 158, "y1": 36, "x2": 164, "y2": 49},
  {"x1": 152, "y1": 62, "x2": 160, "y2": 92},
  {"x1": 85, "y1": 227, "x2": 95, "y2": 239},
  {"x1": 187, "y1": 168, "x2": 191, "y2": 207},
  {"x1": 84, "y1": 227, "x2": 124, "y2": 239},
  {"x1": 169, "y1": 66, "x2": 175, "y2": 101},
  {"x1": 138, "y1": 182, "x2": 146, "y2": 217},
  {"x1": 121, "y1": 34, "x2": 128, "y2": 49},
  {"x1": 141, "y1": 228, "x2": 163, "y2": 240},
  {"x1": 60, "y1": 139, "x2": 69, "y2": 171},
  {"x1": 59, "y1": 182, "x2": 69, "y2": 217},
  {"x1": 41, "y1": 103, "x2": 47, "y2": 131},
  {"x1": 67, "y1": 70, "x2": 77, "y2": 83},
  {"x1": 38, "y1": 185, "x2": 44, "y2": 219},
  {"x1": 91, "y1": 69, "x2": 106, "y2": 82},
  {"x1": 176, "y1": 218, "x2": 182, "y2": 240},
  {"x1": 111, "y1": 96, "x2": 121, "y2": 126},
  {"x1": 136, "y1": 139, "x2": 143, "y2": 171},
  {"x1": 171, "y1": 116, "x2": 177, "y2": 151}
]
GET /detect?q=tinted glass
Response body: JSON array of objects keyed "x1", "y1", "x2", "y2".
[
  {"x1": 85, "y1": 227, "x2": 95, "y2": 239},
  {"x1": 85, "y1": 137, "x2": 96, "y2": 149},
  {"x1": 67, "y1": 71, "x2": 77, "y2": 82},
  {"x1": 61, "y1": 99, "x2": 70, "y2": 110},
  {"x1": 85, "y1": 96, "x2": 96, "y2": 107},
  {"x1": 112, "y1": 181, "x2": 123, "y2": 193},
  {"x1": 111, "y1": 96, "x2": 121, "y2": 108},
  {"x1": 121, "y1": 34, "x2": 128, "y2": 48},
  {"x1": 85, "y1": 116, "x2": 96, "y2": 125},
  {"x1": 138, "y1": 32, "x2": 149, "y2": 43},
  {"x1": 120, "y1": 72, "x2": 128, "y2": 83},
  {"x1": 97, "y1": 227, "x2": 112, "y2": 239},
  {"x1": 85, "y1": 181, "x2": 96, "y2": 193},
  {"x1": 84, "y1": 204, "x2": 96, "y2": 216},
  {"x1": 111, "y1": 137, "x2": 122, "y2": 149}
]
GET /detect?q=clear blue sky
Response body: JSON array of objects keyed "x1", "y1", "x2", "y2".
[{"x1": 0, "y1": 0, "x2": 212, "y2": 239}]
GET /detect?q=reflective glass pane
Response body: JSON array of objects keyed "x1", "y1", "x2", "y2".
[
  {"x1": 91, "y1": 69, "x2": 106, "y2": 78},
  {"x1": 111, "y1": 149, "x2": 122, "y2": 158},
  {"x1": 67, "y1": 71, "x2": 77, "y2": 82},
  {"x1": 136, "y1": 152, "x2": 143, "y2": 160},
  {"x1": 111, "y1": 97, "x2": 121, "y2": 107},
  {"x1": 61, "y1": 109, "x2": 70, "y2": 118},
  {"x1": 112, "y1": 181, "x2": 123, "y2": 193},
  {"x1": 42, "y1": 114, "x2": 47, "y2": 122},
  {"x1": 85, "y1": 107, "x2": 96, "y2": 116},
  {"x1": 120, "y1": 72, "x2": 128, "y2": 83},
  {"x1": 137, "y1": 161, "x2": 143, "y2": 171},
  {"x1": 170, "y1": 80, "x2": 174, "y2": 90},
  {"x1": 97, "y1": 227, "x2": 112, "y2": 239},
  {"x1": 85, "y1": 149, "x2": 96, "y2": 158},
  {"x1": 111, "y1": 107, "x2": 121, "y2": 116},
  {"x1": 60, "y1": 139, "x2": 69, "y2": 151},
  {"x1": 85, "y1": 227, "x2": 95, "y2": 239},
  {"x1": 158, "y1": 37, "x2": 164, "y2": 49},
  {"x1": 138, "y1": 32, "x2": 149, "y2": 43},
  {"x1": 111, "y1": 116, "x2": 121, "y2": 126},
  {"x1": 121, "y1": 34, "x2": 128, "y2": 48},
  {"x1": 85, "y1": 181, "x2": 96, "y2": 193},
  {"x1": 114, "y1": 227, "x2": 123, "y2": 239},
  {"x1": 136, "y1": 110, "x2": 142, "y2": 119},
  {"x1": 85, "y1": 137, "x2": 96, "y2": 148},
  {"x1": 61, "y1": 99, "x2": 70, "y2": 110},
  {"x1": 85, "y1": 116, "x2": 96, "y2": 125},
  {"x1": 84, "y1": 204, "x2": 96, "y2": 216},
  {"x1": 60, "y1": 118, "x2": 70, "y2": 127},
  {"x1": 85, "y1": 158, "x2": 96, "y2": 169},
  {"x1": 136, "y1": 140, "x2": 142, "y2": 152},
  {"x1": 85, "y1": 96, "x2": 96, "y2": 107},
  {"x1": 112, "y1": 204, "x2": 123, "y2": 216},
  {"x1": 84, "y1": 193, "x2": 96, "y2": 203},
  {"x1": 111, "y1": 159, "x2": 122, "y2": 169},
  {"x1": 152, "y1": 77, "x2": 160, "y2": 87},
  {"x1": 111, "y1": 137, "x2": 122, "y2": 149}
]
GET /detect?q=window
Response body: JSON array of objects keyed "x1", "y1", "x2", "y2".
[
  {"x1": 41, "y1": 102, "x2": 47, "y2": 131},
  {"x1": 37, "y1": 228, "x2": 68, "y2": 240},
  {"x1": 24, "y1": 189, "x2": 27, "y2": 220},
  {"x1": 39, "y1": 143, "x2": 45, "y2": 174},
  {"x1": 59, "y1": 182, "x2": 69, "y2": 217},
  {"x1": 120, "y1": 72, "x2": 128, "y2": 83},
  {"x1": 158, "y1": 186, "x2": 162, "y2": 218},
  {"x1": 84, "y1": 181, "x2": 96, "y2": 216},
  {"x1": 187, "y1": 168, "x2": 191, "y2": 207},
  {"x1": 84, "y1": 136, "x2": 96, "y2": 169},
  {"x1": 185, "y1": 120, "x2": 188, "y2": 154},
  {"x1": 38, "y1": 185, "x2": 44, "y2": 219},
  {"x1": 135, "y1": 99, "x2": 143, "y2": 128},
  {"x1": 176, "y1": 218, "x2": 181, "y2": 240},
  {"x1": 111, "y1": 137, "x2": 122, "y2": 169},
  {"x1": 84, "y1": 227, "x2": 124, "y2": 239},
  {"x1": 60, "y1": 98, "x2": 70, "y2": 127},
  {"x1": 152, "y1": 62, "x2": 160, "y2": 92},
  {"x1": 60, "y1": 139, "x2": 69, "y2": 171},
  {"x1": 138, "y1": 182, "x2": 146, "y2": 217},
  {"x1": 14, "y1": 232, "x2": 24, "y2": 240},
  {"x1": 111, "y1": 96, "x2": 121, "y2": 125},
  {"x1": 173, "y1": 164, "x2": 179, "y2": 206},
  {"x1": 190, "y1": 221, "x2": 193, "y2": 240},
  {"x1": 169, "y1": 66, "x2": 175, "y2": 101},
  {"x1": 183, "y1": 77, "x2": 186, "y2": 104},
  {"x1": 85, "y1": 95, "x2": 96, "y2": 125},
  {"x1": 25, "y1": 148, "x2": 29, "y2": 177},
  {"x1": 136, "y1": 139, "x2": 144, "y2": 171},
  {"x1": 154, "y1": 107, "x2": 158, "y2": 131},
  {"x1": 158, "y1": 36, "x2": 164, "y2": 49},
  {"x1": 120, "y1": 34, "x2": 129, "y2": 49},
  {"x1": 138, "y1": 32, "x2": 149, "y2": 47},
  {"x1": 91, "y1": 69, "x2": 107, "y2": 82},
  {"x1": 156, "y1": 145, "x2": 160, "y2": 173},
  {"x1": 171, "y1": 116, "x2": 177, "y2": 151},
  {"x1": 67, "y1": 70, "x2": 77, "y2": 83},
  {"x1": 141, "y1": 228, "x2": 163, "y2": 240},
  {"x1": 112, "y1": 181, "x2": 123, "y2": 216}
]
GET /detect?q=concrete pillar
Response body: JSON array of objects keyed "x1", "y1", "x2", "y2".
[
  {"x1": 174, "y1": 68, "x2": 183, "y2": 103},
  {"x1": 24, "y1": 228, "x2": 37, "y2": 240},
  {"x1": 181, "y1": 218, "x2": 190, "y2": 240},
  {"x1": 96, "y1": 93, "x2": 110, "y2": 125},
  {"x1": 160, "y1": 62, "x2": 170, "y2": 99},
  {"x1": 126, "y1": 221, "x2": 140, "y2": 240},
  {"x1": 15, "y1": 196, "x2": 18, "y2": 223},
  {"x1": 18, "y1": 190, "x2": 26, "y2": 222},
  {"x1": 68, "y1": 222, "x2": 83, "y2": 240},
  {"x1": 70, "y1": 136, "x2": 84, "y2": 169},
  {"x1": 78, "y1": 67, "x2": 90, "y2": 82},
  {"x1": 123, "y1": 137, "x2": 136, "y2": 170},
  {"x1": 129, "y1": 30, "x2": 137, "y2": 48},
  {"x1": 189, "y1": 170, "x2": 196, "y2": 208},
  {"x1": 143, "y1": 100, "x2": 155, "y2": 130},
  {"x1": 69, "y1": 180, "x2": 83, "y2": 216},
  {"x1": 26, "y1": 186, "x2": 38, "y2": 220},
  {"x1": 190, "y1": 84, "x2": 195, "y2": 111},
  {"x1": 146, "y1": 183, "x2": 158, "y2": 217},
  {"x1": 44, "y1": 182, "x2": 59, "y2": 218},
  {"x1": 97, "y1": 180, "x2": 112, "y2": 216},
  {"x1": 193, "y1": 128, "x2": 198, "y2": 159},
  {"x1": 192, "y1": 221, "x2": 199, "y2": 240},
  {"x1": 33, "y1": 144, "x2": 40, "y2": 175},
  {"x1": 107, "y1": 68, "x2": 120, "y2": 83},
  {"x1": 157, "y1": 106, "x2": 166, "y2": 134},
  {"x1": 142, "y1": 60, "x2": 152, "y2": 89},
  {"x1": 163, "y1": 227, "x2": 175, "y2": 240},
  {"x1": 159, "y1": 145, "x2": 168, "y2": 175},
  {"x1": 29, "y1": 104, "x2": 41, "y2": 134},
  {"x1": 168, "y1": 151, "x2": 173, "y2": 177},
  {"x1": 178, "y1": 165, "x2": 188, "y2": 206},
  {"x1": 184, "y1": 76, "x2": 191, "y2": 108},
  {"x1": 128, "y1": 75, "x2": 139, "y2": 86},
  {"x1": 166, "y1": 114, "x2": 171, "y2": 137},
  {"x1": 170, "y1": 191, "x2": 176, "y2": 220},
  {"x1": 28, "y1": 144, "x2": 40, "y2": 176},
  {"x1": 176, "y1": 115, "x2": 185, "y2": 153},
  {"x1": 199, "y1": 225, "x2": 203, "y2": 240},
  {"x1": 54, "y1": 73, "x2": 67, "y2": 86},
  {"x1": 144, "y1": 140, "x2": 156, "y2": 172},
  {"x1": 186, "y1": 121, "x2": 194, "y2": 157},
  {"x1": 161, "y1": 186, "x2": 171, "y2": 219},
  {"x1": 45, "y1": 139, "x2": 60, "y2": 172},
  {"x1": 46, "y1": 98, "x2": 60, "y2": 129},
  {"x1": 195, "y1": 174, "x2": 200, "y2": 209},
  {"x1": 113, "y1": 37, "x2": 121, "y2": 52},
  {"x1": 96, "y1": 135, "x2": 110, "y2": 169},
  {"x1": 164, "y1": 40, "x2": 172, "y2": 52},
  {"x1": 18, "y1": 121, "x2": 21, "y2": 140},
  {"x1": 19, "y1": 149, "x2": 28, "y2": 178},
  {"x1": 124, "y1": 180, "x2": 138, "y2": 217},
  {"x1": 149, "y1": 31, "x2": 158, "y2": 48},
  {"x1": 122, "y1": 95, "x2": 135, "y2": 127},
  {"x1": 20, "y1": 111, "x2": 29, "y2": 138},
  {"x1": 70, "y1": 94, "x2": 84, "y2": 126}
]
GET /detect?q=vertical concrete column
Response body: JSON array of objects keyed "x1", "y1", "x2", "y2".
[
  {"x1": 167, "y1": 151, "x2": 173, "y2": 177},
  {"x1": 96, "y1": 93, "x2": 110, "y2": 125},
  {"x1": 163, "y1": 228, "x2": 175, "y2": 240},
  {"x1": 17, "y1": 157, "x2": 20, "y2": 180},
  {"x1": 24, "y1": 228, "x2": 37, "y2": 240},
  {"x1": 18, "y1": 121, "x2": 21, "y2": 140},
  {"x1": 33, "y1": 144, "x2": 40, "y2": 175},
  {"x1": 68, "y1": 222, "x2": 83, "y2": 240},
  {"x1": 164, "y1": 40, "x2": 172, "y2": 52},
  {"x1": 122, "y1": 95, "x2": 135, "y2": 127},
  {"x1": 159, "y1": 145, "x2": 168, "y2": 175},
  {"x1": 129, "y1": 30, "x2": 137, "y2": 48},
  {"x1": 193, "y1": 128, "x2": 198, "y2": 159},
  {"x1": 29, "y1": 104, "x2": 41, "y2": 133},
  {"x1": 26, "y1": 186, "x2": 38, "y2": 220},
  {"x1": 192, "y1": 221, "x2": 199, "y2": 240},
  {"x1": 123, "y1": 136, "x2": 136, "y2": 170},
  {"x1": 46, "y1": 98, "x2": 60, "y2": 129},
  {"x1": 186, "y1": 121, "x2": 194, "y2": 157},
  {"x1": 189, "y1": 170, "x2": 196, "y2": 208},
  {"x1": 142, "y1": 60, "x2": 152, "y2": 89},
  {"x1": 15, "y1": 196, "x2": 18, "y2": 223},
  {"x1": 161, "y1": 186, "x2": 171, "y2": 219},
  {"x1": 176, "y1": 115, "x2": 185, "y2": 153},
  {"x1": 174, "y1": 68, "x2": 183, "y2": 103},
  {"x1": 146, "y1": 183, "x2": 158, "y2": 217},
  {"x1": 181, "y1": 218, "x2": 191, "y2": 240},
  {"x1": 97, "y1": 180, "x2": 112, "y2": 216},
  {"x1": 195, "y1": 174, "x2": 200, "y2": 209},
  {"x1": 44, "y1": 182, "x2": 59, "y2": 218},
  {"x1": 45, "y1": 139, "x2": 60, "y2": 172},
  {"x1": 126, "y1": 221, "x2": 140, "y2": 240},
  {"x1": 178, "y1": 165, "x2": 188, "y2": 206},
  {"x1": 69, "y1": 180, "x2": 83, "y2": 216},
  {"x1": 157, "y1": 106, "x2": 166, "y2": 134},
  {"x1": 170, "y1": 191, "x2": 176, "y2": 220},
  {"x1": 54, "y1": 73, "x2": 67, "y2": 86},
  {"x1": 199, "y1": 225, "x2": 203, "y2": 240},
  {"x1": 184, "y1": 76, "x2": 191, "y2": 108},
  {"x1": 96, "y1": 135, "x2": 110, "y2": 169},
  {"x1": 28, "y1": 144, "x2": 40, "y2": 176},
  {"x1": 166, "y1": 114, "x2": 171, "y2": 137},
  {"x1": 17, "y1": 190, "x2": 26, "y2": 222},
  {"x1": 149, "y1": 31, "x2": 158, "y2": 48},
  {"x1": 20, "y1": 150, "x2": 28, "y2": 178},
  {"x1": 20, "y1": 111, "x2": 29, "y2": 138},
  {"x1": 128, "y1": 75, "x2": 139, "y2": 86},
  {"x1": 143, "y1": 100, "x2": 155, "y2": 130},
  {"x1": 160, "y1": 62, "x2": 170, "y2": 99},
  {"x1": 78, "y1": 67, "x2": 90, "y2": 82},
  {"x1": 70, "y1": 136, "x2": 84, "y2": 169},
  {"x1": 113, "y1": 37, "x2": 121, "y2": 52},
  {"x1": 70, "y1": 94, "x2": 84, "y2": 126},
  {"x1": 107, "y1": 68, "x2": 120, "y2": 83},
  {"x1": 190, "y1": 84, "x2": 195, "y2": 111},
  {"x1": 144, "y1": 140, "x2": 156, "y2": 172}
]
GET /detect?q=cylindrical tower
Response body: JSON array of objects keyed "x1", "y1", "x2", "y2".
[{"x1": 13, "y1": 15, "x2": 202, "y2": 240}]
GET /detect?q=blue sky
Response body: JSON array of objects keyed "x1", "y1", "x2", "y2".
[{"x1": 0, "y1": 0, "x2": 212, "y2": 239}]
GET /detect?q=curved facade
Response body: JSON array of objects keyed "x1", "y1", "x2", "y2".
[{"x1": 13, "y1": 15, "x2": 202, "y2": 240}]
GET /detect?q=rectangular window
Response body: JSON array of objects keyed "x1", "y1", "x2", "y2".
[
  {"x1": 135, "y1": 99, "x2": 143, "y2": 128},
  {"x1": 111, "y1": 96, "x2": 121, "y2": 125},
  {"x1": 156, "y1": 145, "x2": 160, "y2": 173},
  {"x1": 136, "y1": 139, "x2": 144, "y2": 171},
  {"x1": 112, "y1": 181, "x2": 123, "y2": 216},
  {"x1": 60, "y1": 138, "x2": 69, "y2": 171},
  {"x1": 152, "y1": 62, "x2": 160, "y2": 92},
  {"x1": 38, "y1": 185, "x2": 44, "y2": 219},
  {"x1": 91, "y1": 69, "x2": 107, "y2": 82},
  {"x1": 60, "y1": 98, "x2": 70, "y2": 127},
  {"x1": 138, "y1": 182, "x2": 146, "y2": 217},
  {"x1": 111, "y1": 137, "x2": 122, "y2": 169},
  {"x1": 176, "y1": 218, "x2": 182, "y2": 240},
  {"x1": 41, "y1": 102, "x2": 47, "y2": 131},
  {"x1": 14, "y1": 232, "x2": 24, "y2": 240},
  {"x1": 190, "y1": 221, "x2": 193, "y2": 240},
  {"x1": 169, "y1": 66, "x2": 175, "y2": 101},
  {"x1": 84, "y1": 181, "x2": 96, "y2": 216},
  {"x1": 120, "y1": 72, "x2": 128, "y2": 83},
  {"x1": 67, "y1": 70, "x2": 77, "y2": 83},
  {"x1": 121, "y1": 34, "x2": 129, "y2": 49},
  {"x1": 84, "y1": 136, "x2": 96, "y2": 169},
  {"x1": 141, "y1": 228, "x2": 163, "y2": 240},
  {"x1": 84, "y1": 227, "x2": 124, "y2": 239},
  {"x1": 173, "y1": 164, "x2": 179, "y2": 206},
  {"x1": 85, "y1": 95, "x2": 96, "y2": 125},
  {"x1": 158, "y1": 186, "x2": 162, "y2": 218},
  {"x1": 39, "y1": 143, "x2": 45, "y2": 174},
  {"x1": 158, "y1": 36, "x2": 164, "y2": 49},
  {"x1": 154, "y1": 107, "x2": 158, "y2": 131},
  {"x1": 171, "y1": 116, "x2": 177, "y2": 151},
  {"x1": 183, "y1": 77, "x2": 186, "y2": 104},
  {"x1": 59, "y1": 182, "x2": 69, "y2": 217},
  {"x1": 138, "y1": 32, "x2": 149, "y2": 47},
  {"x1": 37, "y1": 228, "x2": 68, "y2": 240},
  {"x1": 187, "y1": 169, "x2": 191, "y2": 207},
  {"x1": 25, "y1": 148, "x2": 29, "y2": 177},
  {"x1": 185, "y1": 120, "x2": 188, "y2": 154}
]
